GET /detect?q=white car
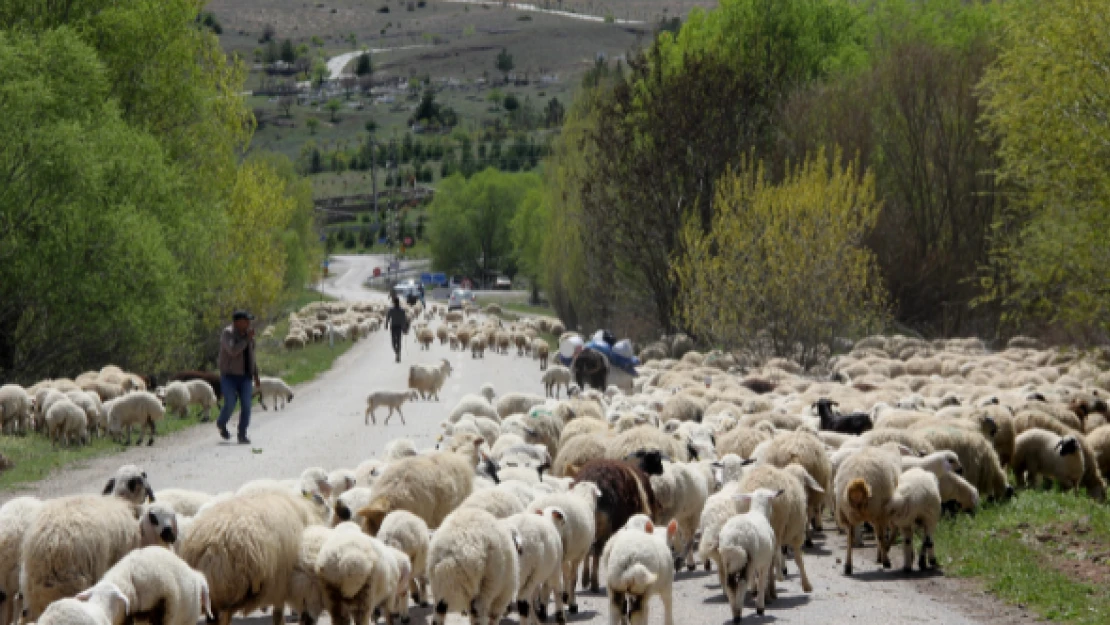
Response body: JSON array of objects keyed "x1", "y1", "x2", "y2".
[
  {"x1": 494, "y1": 277, "x2": 512, "y2": 290},
  {"x1": 448, "y1": 289, "x2": 475, "y2": 311}
]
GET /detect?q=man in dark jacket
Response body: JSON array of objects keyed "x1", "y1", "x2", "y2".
[
  {"x1": 216, "y1": 310, "x2": 260, "y2": 444},
  {"x1": 385, "y1": 295, "x2": 408, "y2": 362}
]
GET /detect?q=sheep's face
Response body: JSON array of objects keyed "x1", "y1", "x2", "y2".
[
  {"x1": 142, "y1": 506, "x2": 179, "y2": 545},
  {"x1": 627, "y1": 449, "x2": 667, "y2": 476}
]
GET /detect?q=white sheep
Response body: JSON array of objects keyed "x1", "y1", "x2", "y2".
[
  {"x1": 315, "y1": 523, "x2": 403, "y2": 625},
  {"x1": 45, "y1": 399, "x2": 88, "y2": 447},
  {"x1": 1012, "y1": 429, "x2": 1086, "y2": 491},
  {"x1": 496, "y1": 391, "x2": 547, "y2": 418},
  {"x1": 287, "y1": 525, "x2": 330, "y2": 625},
  {"x1": 0, "y1": 497, "x2": 42, "y2": 625},
  {"x1": 139, "y1": 502, "x2": 180, "y2": 549},
  {"x1": 427, "y1": 506, "x2": 520, "y2": 625},
  {"x1": 103, "y1": 465, "x2": 156, "y2": 505},
  {"x1": 106, "y1": 391, "x2": 164, "y2": 446},
  {"x1": 161, "y1": 381, "x2": 192, "y2": 419},
  {"x1": 542, "y1": 366, "x2": 573, "y2": 399},
  {"x1": 601, "y1": 514, "x2": 677, "y2": 625},
  {"x1": 834, "y1": 445, "x2": 902, "y2": 574},
  {"x1": 19, "y1": 495, "x2": 142, "y2": 620},
  {"x1": 376, "y1": 509, "x2": 431, "y2": 614},
  {"x1": 407, "y1": 359, "x2": 453, "y2": 401},
  {"x1": 183, "y1": 380, "x2": 219, "y2": 422},
  {"x1": 447, "y1": 394, "x2": 501, "y2": 423},
  {"x1": 65, "y1": 390, "x2": 105, "y2": 437},
  {"x1": 75, "y1": 546, "x2": 212, "y2": 625},
  {"x1": 256, "y1": 376, "x2": 295, "y2": 411},
  {"x1": 36, "y1": 597, "x2": 114, "y2": 625},
  {"x1": 650, "y1": 460, "x2": 710, "y2": 571},
  {"x1": 501, "y1": 510, "x2": 567, "y2": 625},
  {"x1": 886, "y1": 468, "x2": 943, "y2": 572},
  {"x1": 528, "y1": 482, "x2": 602, "y2": 615},
  {"x1": 365, "y1": 389, "x2": 419, "y2": 425},
  {"x1": 0, "y1": 384, "x2": 31, "y2": 435},
  {"x1": 154, "y1": 489, "x2": 212, "y2": 517},
  {"x1": 718, "y1": 488, "x2": 780, "y2": 622}
]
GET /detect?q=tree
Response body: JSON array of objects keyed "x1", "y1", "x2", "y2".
[
  {"x1": 307, "y1": 117, "x2": 320, "y2": 135},
  {"x1": 326, "y1": 99, "x2": 343, "y2": 122},
  {"x1": 511, "y1": 187, "x2": 549, "y2": 303},
  {"x1": 496, "y1": 47, "x2": 514, "y2": 81},
  {"x1": 486, "y1": 88, "x2": 503, "y2": 109},
  {"x1": 544, "y1": 97, "x2": 565, "y2": 127},
  {"x1": 428, "y1": 169, "x2": 539, "y2": 279},
  {"x1": 976, "y1": 0, "x2": 1110, "y2": 334},
  {"x1": 278, "y1": 94, "x2": 295, "y2": 117},
  {"x1": 340, "y1": 76, "x2": 357, "y2": 100},
  {"x1": 674, "y1": 150, "x2": 888, "y2": 369},
  {"x1": 280, "y1": 39, "x2": 295, "y2": 63},
  {"x1": 502, "y1": 93, "x2": 519, "y2": 111},
  {"x1": 355, "y1": 52, "x2": 372, "y2": 76}
]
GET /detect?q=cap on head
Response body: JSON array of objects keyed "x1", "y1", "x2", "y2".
[{"x1": 232, "y1": 310, "x2": 255, "y2": 322}]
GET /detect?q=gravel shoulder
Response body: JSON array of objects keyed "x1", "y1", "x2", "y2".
[{"x1": 3, "y1": 254, "x2": 1046, "y2": 625}]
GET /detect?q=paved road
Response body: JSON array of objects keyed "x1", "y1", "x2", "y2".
[{"x1": 6, "y1": 255, "x2": 1043, "y2": 625}]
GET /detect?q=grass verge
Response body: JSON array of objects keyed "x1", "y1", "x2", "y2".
[
  {"x1": 255, "y1": 290, "x2": 358, "y2": 386},
  {"x1": 936, "y1": 490, "x2": 1110, "y2": 624}
]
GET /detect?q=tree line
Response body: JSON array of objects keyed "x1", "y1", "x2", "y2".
[
  {"x1": 513, "y1": 0, "x2": 1108, "y2": 361},
  {"x1": 0, "y1": 1, "x2": 321, "y2": 383}
]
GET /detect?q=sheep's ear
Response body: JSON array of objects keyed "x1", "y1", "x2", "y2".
[
  {"x1": 773, "y1": 489, "x2": 785, "y2": 499},
  {"x1": 644, "y1": 520, "x2": 655, "y2": 534},
  {"x1": 76, "y1": 589, "x2": 93, "y2": 602},
  {"x1": 103, "y1": 478, "x2": 116, "y2": 495},
  {"x1": 548, "y1": 508, "x2": 566, "y2": 524},
  {"x1": 666, "y1": 520, "x2": 678, "y2": 539},
  {"x1": 473, "y1": 437, "x2": 486, "y2": 447},
  {"x1": 741, "y1": 458, "x2": 757, "y2": 467}
]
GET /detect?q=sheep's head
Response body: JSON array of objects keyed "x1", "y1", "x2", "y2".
[
  {"x1": 141, "y1": 503, "x2": 179, "y2": 546},
  {"x1": 1056, "y1": 436, "x2": 1081, "y2": 457},
  {"x1": 356, "y1": 499, "x2": 392, "y2": 536},
  {"x1": 104, "y1": 465, "x2": 155, "y2": 504},
  {"x1": 76, "y1": 582, "x2": 130, "y2": 620},
  {"x1": 477, "y1": 451, "x2": 501, "y2": 484},
  {"x1": 626, "y1": 449, "x2": 667, "y2": 476}
]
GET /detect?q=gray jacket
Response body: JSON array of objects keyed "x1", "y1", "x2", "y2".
[{"x1": 218, "y1": 325, "x2": 259, "y2": 377}]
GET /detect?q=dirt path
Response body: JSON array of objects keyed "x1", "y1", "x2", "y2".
[{"x1": 4, "y1": 255, "x2": 1044, "y2": 624}]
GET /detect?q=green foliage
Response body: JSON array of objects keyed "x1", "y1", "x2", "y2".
[
  {"x1": 502, "y1": 93, "x2": 520, "y2": 111},
  {"x1": 326, "y1": 99, "x2": 343, "y2": 122},
  {"x1": 307, "y1": 117, "x2": 320, "y2": 135},
  {"x1": 496, "y1": 47, "x2": 514, "y2": 78},
  {"x1": 428, "y1": 169, "x2": 540, "y2": 279},
  {"x1": 976, "y1": 0, "x2": 1110, "y2": 334},
  {"x1": 355, "y1": 52, "x2": 372, "y2": 76},
  {"x1": 674, "y1": 150, "x2": 888, "y2": 368}
]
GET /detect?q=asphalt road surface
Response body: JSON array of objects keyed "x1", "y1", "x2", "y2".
[{"x1": 5, "y1": 255, "x2": 1045, "y2": 625}]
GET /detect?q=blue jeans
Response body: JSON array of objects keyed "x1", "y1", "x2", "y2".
[{"x1": 216, "y1": 374, "x2": 252, "y2": 437}]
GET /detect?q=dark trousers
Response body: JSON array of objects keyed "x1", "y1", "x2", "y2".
[
  {"x1": 391, "y1": 329, "x2": 403, "y2": 355},
  {"x1": 217, "y1": 374, "x2": 252, "y2": 436}
]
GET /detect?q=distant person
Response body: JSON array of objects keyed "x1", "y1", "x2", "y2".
[
  {"x1": 216, "y1": 310, "x2": 260, "y2": 445},
  {"x1": 418, "y1": 284, "x2": 426, "y2": 306},
  {"x1": 385, "y1": 295, "x2": 408, "y2": 362}
]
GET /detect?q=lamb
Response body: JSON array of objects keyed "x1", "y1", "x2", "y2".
[
  {"x1": 183, "y1": 379, "x2": 219, "y2": 422},
  {"x1": 814, "y1": 398, "x2": 874, "y2": 435},
  {"x1": 528, "y1": 482, "x2": 602, "y2": 615},
  {"x1": 356, "y1": 438, "x2": 484, "y2": 534},
  {"x1": 255, "y1": 376, "x2": 295, "y2": 411},
  {"x1": 543, "y1": 366, "x2": 573, "y2": 398},
  {"x1": 884, "y1": 468, "x2": 943, "y2": 572},
  {"x1": 0, "y1": 497, "x2": 42, "y2": 625},
  {"x1": 573, "y1": 459, "x2": 659, "y2": 593},
  {"x1": 75, "y1": 546, "x2": 212, "y2": 625},
  {"x1": 161, "y1": 381, "x2": 192, "y2": 419},
  {"x1": 834, "y1": 445, "x2": 902, "y2": 574},
  {"x1": 1012, "y1": 429, "x2": 1086, "y2": 491},
  {"x1": 177, "y1": 489, "x2": 318, "y2": 625},
  {"x1": 314, "y1": 523, "x2": 403, "y2": 625},
  {"x1": 103, "y1": 465, "x2": 156, "y2": 505},
  {"x1": 501, "y1": 510, "x2": 567, "y2": 625},
  {"x1": 601, "y1": 514, "x2": 677, "y2": 625},
  {"x1": 427, "y1": 507, "x2": 520, "y2": 625},
  {"x1": 376, "y1": 510, "x2": 431, "y2": 613},
  {"x1": 46, "y1": 399, "x2": 89, "y2": 447},
  {"x1": 534, "y1": 338, "x2": 551, "y2": 370},
  {"x1": 106, "y1": 391, "x2": 165, "y2": 446},
  {"x1": 0, "y1": 384, "x2": 31, "y2": 435},
  {"x1": 737, "y1": 463, "x2": 817, "y2": 595},
  {"x1": 650, "y1": 460, "x2": 710, "y2": 571},
  {"x1": 717, "y1": 488, "x2": 780, "y2": 622},
  {"x1": 19, "y1": 495, "x2": 142, "y2": 620},
  {"x1": 36, "y1": 597, "x2": 115, "y2": 625},
  {"x1": 447, "y1": 394, "x2": 501, "y2": 423},
  {"x1": 407, "y1": 359, "x2": 453, "y2": 401},
  {"x1": 365, "y1": 389, "x2": 419, "y2": 425}
]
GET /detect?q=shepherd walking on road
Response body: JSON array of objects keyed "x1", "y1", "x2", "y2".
[
  {"x1": 385, "y1": 295, "x2": 408, "y2": 362},
  {"x1": 216, "y1": 310, "x2": 260, "y2": 444}
]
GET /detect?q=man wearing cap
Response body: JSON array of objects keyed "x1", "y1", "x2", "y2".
[{"x1": 216, "y1": 310, "x2": 261, "y2": 444}]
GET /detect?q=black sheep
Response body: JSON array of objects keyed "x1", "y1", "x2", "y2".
[
  {"x1": 572, "y1": 348, "x2": 610, "y2": 391},
  {"x1": 813, "y1": 398, "x2": 873, "y2": 435}
]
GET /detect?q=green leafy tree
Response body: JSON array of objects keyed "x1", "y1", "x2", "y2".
[
  {"x1": 496, "y1": 47, "x2": 514, "y2": 80},
  {"x1": 674, "y1": 150, "x2": 888, "y2": 369},
  {"x1": 428, "y1": 169, "x2": 539, "y2": 279},
  {"x1": 326, "y1": 99, "x2": 343, "y2": 122},
  {"x1": 502, "y1": 93, "x2": 519, "y2": 111},
  {"x1": 280, "y1": 39, "x2": 295, "y2": 63},
  {"x1": 487, "y1": 88, "x2": 503, "y2": 109},
  {"x1": 976, "y1": 0, "x2": 1110, "y2": 333},
  {"x1": 307, "y1": 117, "x2": 320, "y2": 135},
  {"x1": 355, "y1": 52, "x2": 372, "y2": 76},
  {"x1": 510, "y1": 187, "x2": 549, "y2": 303}
]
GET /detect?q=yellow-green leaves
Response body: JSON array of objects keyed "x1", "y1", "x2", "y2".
[{"x1": 674, "y1": 149, "x2": 888, "y2": 369}]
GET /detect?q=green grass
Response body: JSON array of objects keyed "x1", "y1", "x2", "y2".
[
  {"x1": 255, "y1": 290, "x2": 358, "y2": 385},
  {"x1": 936, "y1": 490, "x2": 1110, "y2": 624},
  {"x1": 0, "y1": 412, "x2": 209, "y2": 492}
]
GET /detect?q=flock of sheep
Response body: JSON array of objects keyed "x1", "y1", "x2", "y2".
[{"x1": 5, "y1": 315, "x2": 1110, "y2": 625}]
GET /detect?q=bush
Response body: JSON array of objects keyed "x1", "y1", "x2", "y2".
[{"x1": 674, "y1": 149, "x2": 888, "y2": 369}]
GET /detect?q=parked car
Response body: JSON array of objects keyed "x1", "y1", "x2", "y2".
[
  {"x1": 392, "y1": 280, "x2": 421, "y2": 304},
  {"x1": 494, "y1": 276, "x2": 512, "y2": 290},
  {"x1": 448, "y1": 289, "x2": 476, "y2": 311}
]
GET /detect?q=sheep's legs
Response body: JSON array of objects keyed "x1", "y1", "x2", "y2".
[
  {"x1": 551, "y1": 571, "x2": 567, "y2": 624},
  {"x1": 563, "y1": 559, "x2": 580, "y2": 613},
  {"x1": 791, "y1": 540, "x2": 813, "y2": 592},
  {"x1": 608, "y1": 590, "x2": 624, "y2": 625},
  {"x1": 844, "y1": 523, "x2": 855, "y2": 575},
  {"x1": 901, "y1": 528, "x2": 914, "y2": 572},
  {"x1": 920, "y1": 533, "x2": 936, "y2": 570},
  {"x1": 365, "y1": 407, "x2": 376, "y2": 425},
  {"x1": 724, "y1": 571, "x2": 743, "y2": 622},
  {"x1": 876, "y1": 523, "x2": 892, "y2": 568}
]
